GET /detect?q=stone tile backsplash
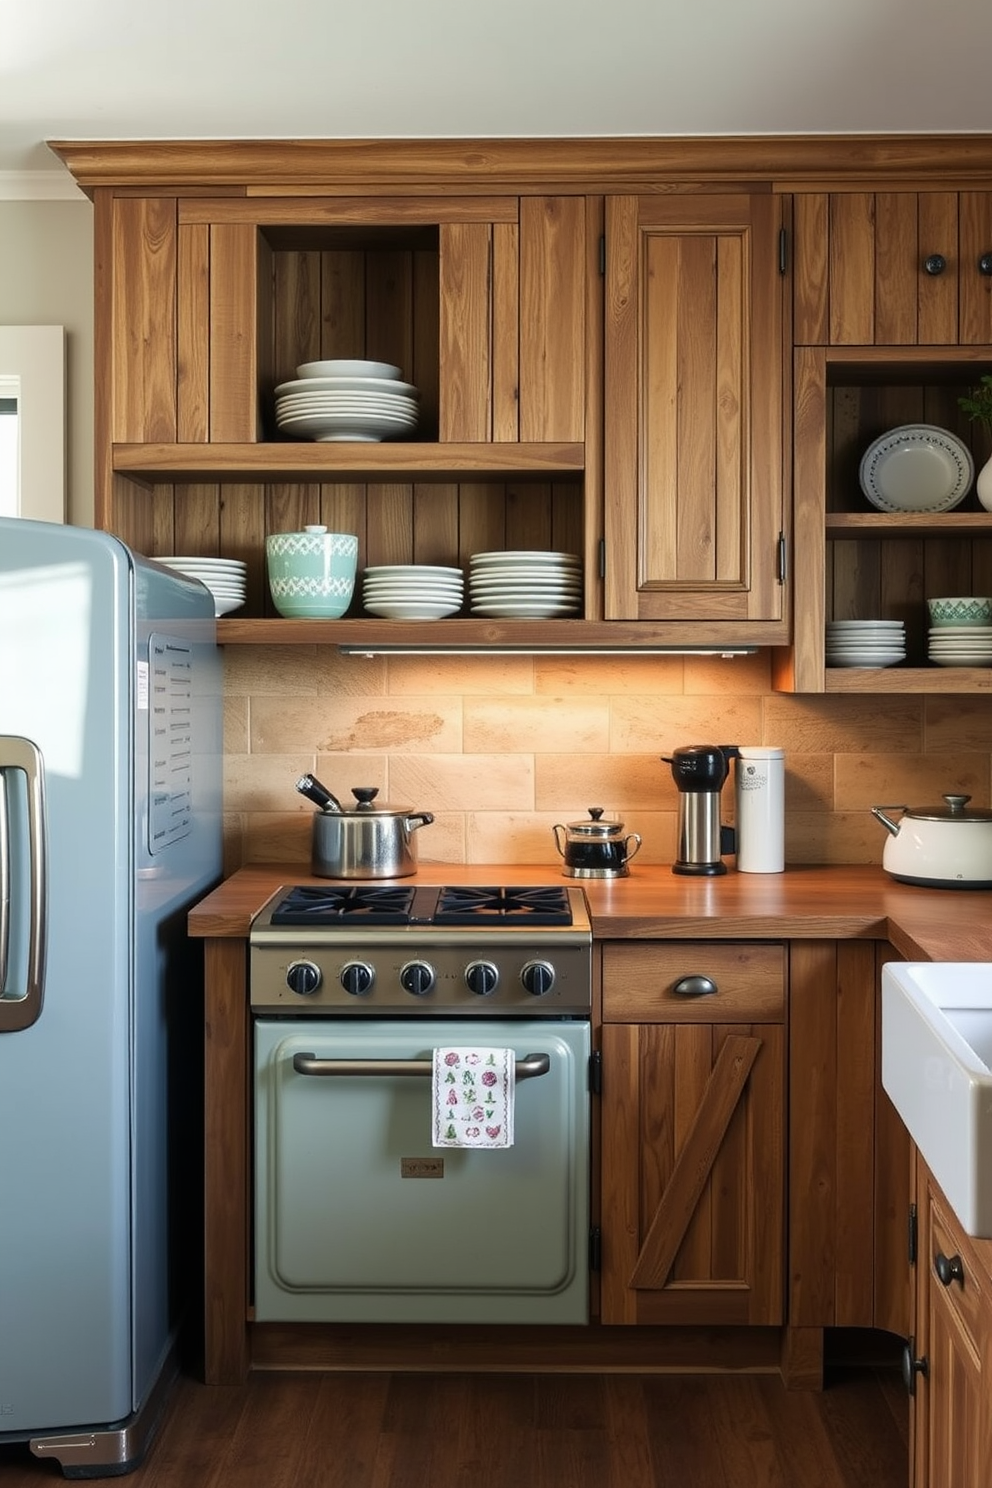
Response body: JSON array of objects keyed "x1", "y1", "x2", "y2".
[{"x1": 221, "y1": 647, "x2": 992, "y2": 874}]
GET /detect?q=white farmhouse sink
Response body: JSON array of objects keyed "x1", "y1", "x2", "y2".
[{"x1": 881, "y1": 962, "x2": 992, "y2": 1238}]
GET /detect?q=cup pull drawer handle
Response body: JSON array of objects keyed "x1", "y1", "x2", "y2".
[
  {"x1": 291, "y1": 1052, "x2": 550, "y2": 1081},
  {"x1": 672, "y1": 975, "x2": 718, "y2": 998}
]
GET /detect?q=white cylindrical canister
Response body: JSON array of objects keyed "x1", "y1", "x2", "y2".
[{"x1": 735, "y1": 747, "x2": 785, "y2": 873}]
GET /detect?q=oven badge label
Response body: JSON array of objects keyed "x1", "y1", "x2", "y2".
[{"x1": 400, "y1": 1157, "x2": 445, "y2": 1179}]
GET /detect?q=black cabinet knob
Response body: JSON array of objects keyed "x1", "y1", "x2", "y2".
[
  {"x1": 934, "y1": 1250, "x2": 965, "y2": 1287},
  {"x1": 901, "y1": 1339, "x2": 928, "y2": 1396},
  {"x1": 979, "y1": 253, "x2": 992, "y2": 276},
  {"x1": 923, "y1": 253, "x2": 947, "y2": 276}
]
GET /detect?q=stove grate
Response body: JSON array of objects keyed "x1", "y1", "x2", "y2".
[{"x1": 269, "y1": 884, "x2": 418, "y2": 926}]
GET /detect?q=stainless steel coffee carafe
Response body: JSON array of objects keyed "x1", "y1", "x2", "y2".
[{"x1": 662, "y1": 744, "x2": 738, "y2": 876}]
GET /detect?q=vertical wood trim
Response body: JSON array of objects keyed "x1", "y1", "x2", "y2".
[
  {"x1": 111, "y1": 195, "x2": 178, "y2": 442},
  {"x1": 599, "y1": 1024, "x2": 642, "y2": 1324},
  {"x1": 603, "y1": 195, "x2": 639, "y2": 619},
  {"x1": 438, "y1": 221, "x2": 492, "y2": 442},
  {"x1": 715, "y1": 233, "x2": 744, "y2": 587},
  {"x1": 202, "y1": 938, "x2": 250, "y2": 1385},
  {"x1": 491, "y1": 220, "x2": 520, "y2": 442},
  {"x1": 917, "y1": 192, "x2": 959, "y2": 345},
  {"x1": 92, "y1": 188, "x2": 116, "y2": 529},
  {"x1": 874, "y1": 192, "x2": 920, "y2": 346},
  {"x1": 209, "y1": 222, "x2": 261, "y2": 441},
  {"x1": 642, "y1": 232, "x2": 681, "y2": 584},
  {"x1": 793, "y1": 192, "x2": 829, "y2": 345},
  {"x1": 791, "y1": 347, "x2": 828, "y2": 690},
  {"x1": 519, "y1": 196, "x2": 586, "y2": 443},
  {"x1": 829, "y1": 193, "x2": 875, "y2": 344},
  {"x1": 749, "y1": 1023, "x2": 786, "y2": 1324},
  {"x1": 833, "y1": 939, "x2": 876, "y2": 1326},
  {"x1": 788, "y1": 940, "x2": 839, "y2": 1325},
  {"x1": 959, "y1": 191, "x2": 992, "y2": 344},
  {"x1": 874, "y1": 943, "x2": 914, "y2": 1338},
  {"x1": 582, "y1": 195, "x2": 606, "y2": 611},
  {"x1": 747, "y1": 192, "x2": 785, "y2": 618},
  {"x1": 178, "y1": 221, "x2": 211, "y2": 442}
]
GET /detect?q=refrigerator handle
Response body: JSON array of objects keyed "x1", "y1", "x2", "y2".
[{"x1": 0, "y1": 736, "x2": 47, "y2": 1031}]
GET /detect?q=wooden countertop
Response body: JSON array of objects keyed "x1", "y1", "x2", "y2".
[{"x1": 187, "y1": 862, "x2": 992, "y2": 964}]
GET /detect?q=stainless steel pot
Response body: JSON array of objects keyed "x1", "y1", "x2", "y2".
[
  {"x1": 309, "y1": 786, "x2": 434, "y2": 879},
  {"x1": 871, "y1": 794, "x2": 992, "y2": 888},
  {"x1": 552, "y1": 807, "x2": 642, "y2": 879}
]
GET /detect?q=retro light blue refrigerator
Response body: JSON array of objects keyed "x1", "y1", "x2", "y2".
[{"x1": 0, "y1": 517, "x2": 222, "y2": 1476}]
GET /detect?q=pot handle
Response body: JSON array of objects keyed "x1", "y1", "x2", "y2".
[
  {"x1": 871, "y1": 804, "x2": 907, "y2": 837},
  {"x1": 552, "y1": 824, "x2": 567, "y2": 857},
  {"x1": 624, "y1": 832, "x2": 643, "y2": 862},
  {"x1": 406, "y1": 812, "x2": 434, "y2": 831}
]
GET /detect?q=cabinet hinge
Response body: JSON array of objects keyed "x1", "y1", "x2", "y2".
[
  {"x1": 589, "y1": 1048, "x2": 602, "y2": 1096},
  {"x1": 599, "y1": 234, "x2": 606, "y2": 277},
  {"x1": 778, "y1": 226, "x2": 788, "y2": 276},
  {"x1": 908, "y1": 1202, "x2": 918, "y2": 1267},
  {"x1": 589, "y1": 1225, "x2": 602, "y2": 1272},
  {"x1": 598, "y1": 538, "x2": 606, "y2": 581},
  {"x1": 777, "y1": 532, "x2": 788, "y2": 585}
]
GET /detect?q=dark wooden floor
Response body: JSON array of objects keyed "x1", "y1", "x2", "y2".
[{"x1": 0, "y1": 1365, "x2": 909, "y2": 1487}]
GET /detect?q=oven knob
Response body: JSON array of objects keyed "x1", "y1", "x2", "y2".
[
  {"x1": 340, "y1": 960, "x2": 375, "y2": 998},
  {"x1": 400, "y1": 960, "x2": 436, "y2": 997},
  {"x1": 286, "y1": 959, "x2": 322, "y2": 997},
  {"x1": 521, "y1": 959, "x2": 555, "y2": 997},
  {"x1": 465, "y1": 960, "x2": 499, "y2": 997}
]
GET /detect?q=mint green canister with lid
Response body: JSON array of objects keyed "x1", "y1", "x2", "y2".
[{"x1": 265, "y1": 525, "x2": 358, "y2": 618}]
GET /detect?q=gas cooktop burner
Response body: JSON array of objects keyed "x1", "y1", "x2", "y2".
[
  {"x1": 271, "y1": 884, "x2": 418, "y2": 926},
  {"x1": 268, "y1": 882, "x2": 574, "y2": 929},
  {"x1": 433, "y1": 885, "x2": 572, "y2": 927}
]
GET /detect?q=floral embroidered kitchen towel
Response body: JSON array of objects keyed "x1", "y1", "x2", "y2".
[{"x1": 431, "y1": 1047, "x2": 515, "y2": 1149}]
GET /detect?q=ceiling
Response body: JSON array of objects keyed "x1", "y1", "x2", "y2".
[{"x1": 3, "y1": 0, "x2": 991, "y2": 192}]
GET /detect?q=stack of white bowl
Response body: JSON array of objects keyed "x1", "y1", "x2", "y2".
[
  {"x1": 274, "y1": 359, "x2": 419, "y2": 442},
  {"x1": 158, "y1": 557, "x2": 246, "y2": 616},
  {"x1": 825, "y1": 619, "x2": 906, "y2": 668},
  {"x1": 927, "y1": 597, "x2": 992, "y2": 666},
  {"x1": 361, "y1": 565, "x2": 464, "y2": 620},
  {"x1": 468, "y1": 551, "x2": 583, "y2": 618}
]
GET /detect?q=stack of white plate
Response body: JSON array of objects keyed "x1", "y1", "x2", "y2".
[
  {"x1": 928, "y1": 626, "x2": 992, "y2": 667},
  {"x1": 468, "y1": 551, "x2": 583, "y2": 619},
  {"x1": 158, "y1": 557, "x2": 246, "y2": 616},
  {"x1": 825, "y1": 619, "x2": 906, "y2": 668},
  {"x1": 361, "y1": 565, "x2": 464, "y2": 620},
  {"x1": 274, "y1": 359, "x2": 419, "y2": 443}
]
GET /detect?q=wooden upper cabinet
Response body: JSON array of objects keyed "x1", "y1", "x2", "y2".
[
  {"x1": 794, "y1": 190, "x2": 992, "y2": 346},
  {"x1": 104, "y1": 194, "x2": 179, "y2": 444},
  {"x1": 603, "y1": 194, "x2": 786, "y2": 628}
]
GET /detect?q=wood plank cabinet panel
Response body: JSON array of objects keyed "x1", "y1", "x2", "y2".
[
  {"x1": 209, "y1": 222, "x2": 268, "y2": 441},
  {"x1": 177, "y1": 221, "x2": 211, "y2": 443},
  {"x1": 439, "y1": 221, "x2": 496, "y2": 442},
  {"x1": 518, "y1": 196, "x2": 587, "y2": 444},
  {"x1": 604, "y1": 192, "x2": 785, "y2": 626},
  {"x1": 109, "y1": 195, "x2": 178, "y2": 444}
]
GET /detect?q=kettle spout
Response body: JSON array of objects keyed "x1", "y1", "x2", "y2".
[{"x1": 871, "y1": 804, "x2": 906, "y2": 837}]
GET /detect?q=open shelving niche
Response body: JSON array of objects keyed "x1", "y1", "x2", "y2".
[{"x1": 782, "y1": 345, "x2": 992, "y2": 694}]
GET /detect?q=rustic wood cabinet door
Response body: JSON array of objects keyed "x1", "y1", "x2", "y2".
[
  {"x1": 794, "y1": 190, "x2": 992, "y2": 346},
  {"x1": 603, "y1": 193, "x2": 786, "y2": 627},
  {"x1": 913, "y1": 1168, "x2": 990, "y2": 1488}
]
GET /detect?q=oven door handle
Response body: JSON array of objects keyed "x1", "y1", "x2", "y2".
[{"x1": 291, "y1": 1052, "x2": 551, "y2": 1081}]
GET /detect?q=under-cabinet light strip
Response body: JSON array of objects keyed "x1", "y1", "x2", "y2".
[{"x1": 337, "y1": 645, "x2": 759, "y2": 658}]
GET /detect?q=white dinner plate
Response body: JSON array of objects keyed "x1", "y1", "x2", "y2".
[
  {"x1": 275, "y1": 376, "x2": 419, "y2": 397},
  {"x1": 859, "y1": 424, "x2": 974, "y2": 513},
  {"x1": 159, "y1": 557, "x2": 247, "y2": 571},
  {"x1": 364, "y1": 565, "x2": 463, "y2": 579},
  {"x1": 826, "y1": 653, "x2": 905, "y2": 667},
  {"x1": 470, "y1": 550, "x2": 581, "y2": 567},
  {"x1": 213, "y1": 596, "x2": 246, "y2": 616},
  {"x1": 363, "y1": 589, "x2": 464, "y2": 602},
  {"x1": 470, "y1": 600, "x2": 581, "y2": 618},
  {"x1": 930, "y1": 654, "x2": 992, "y2": 666},
  {"x1": 362, "y1": 600, "x2": 461, "y2": 619},
  {"x1": 276, "y1": 412, "x2": 419, "y2": 441},
  {"x1": 296, "y1": 360, "x2": 403, "y2": 380}
]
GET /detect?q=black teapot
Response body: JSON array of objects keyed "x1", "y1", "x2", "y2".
[{"x1": 552, "y1": 808, "x2": 642, "y2": 879}]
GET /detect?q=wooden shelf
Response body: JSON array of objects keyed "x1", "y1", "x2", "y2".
[
  {"x1": 827, "y1": 511, "x2": 992, "y2": 537},
  {"x1": 214, "y1": 616, "x2": 784, "y2": 648},
  {"x1": 112, "y1": 442, "x2": 585, "y2": 485},
  {"x1": 824, "y1": 666, "x2": 992, "y2": 693}
]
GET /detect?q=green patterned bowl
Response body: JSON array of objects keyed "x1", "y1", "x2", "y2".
[
  {"x1": 927, "y1": 596, "x2": 992, "y2": 628},
  {"x1": 266, "y1": 527, "x2": 358, "y2": 618}
]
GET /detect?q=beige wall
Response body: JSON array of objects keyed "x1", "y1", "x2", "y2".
[
  {"x1": 221, "y1": 646, "x2": 992, "y2": 873},
  {"x1": 0, "y1": 198, "x2": 95, "y2": 526}
]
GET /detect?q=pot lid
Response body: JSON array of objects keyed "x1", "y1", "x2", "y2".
[
  {"x1": 338, "y1": 787, "x2": 416, "y2": 817},
  {"x1": 904, "y1": 793, "x2": 992, "y2": 823},
  {"x1": 563, "y1": 807, "x2": 626, "y2": 838}
]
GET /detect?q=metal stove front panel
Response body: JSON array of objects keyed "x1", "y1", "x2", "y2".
[{"x1": 254, "y1": 1017, "x2": 590, "y2": 1324}]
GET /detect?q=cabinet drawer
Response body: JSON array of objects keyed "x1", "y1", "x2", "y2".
[
  {"x1": 601, "y1": 942, "x2": 785, "y2": 1023},
  {"x1": 929, "y1": 1186, "x2": 985, "y2": 1357}
]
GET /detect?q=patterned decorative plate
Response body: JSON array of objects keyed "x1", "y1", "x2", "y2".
[{"x1": 859, "y1": 424, "x2": 974, "y2": 513}]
